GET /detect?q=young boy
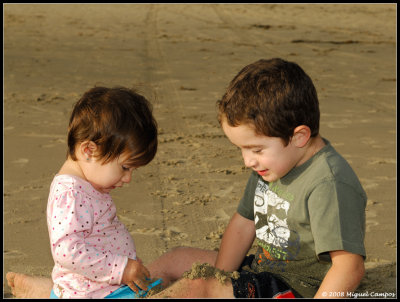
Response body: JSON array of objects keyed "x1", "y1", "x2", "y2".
[
  {"x1": 151, "y1": 58, "x2": 367, "y2": 298},
  {"x1": 6, "y1": 59, "x2": 366, "y2": 298}
]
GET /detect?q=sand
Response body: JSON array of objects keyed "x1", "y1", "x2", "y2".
[
  {"x1": 3, "y1": 4, "x2": 396, "y2": 298},
  {"x1": 182, "y1": 262, "x2": 240, "y2": 285}
]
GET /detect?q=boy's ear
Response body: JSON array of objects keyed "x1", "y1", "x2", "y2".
[
  {"x1": 292, "y1": 126, "x2": 311, "y2": 148},
  {"x1": 79, "y1": 141, "x2": 98, "y2": 159}
]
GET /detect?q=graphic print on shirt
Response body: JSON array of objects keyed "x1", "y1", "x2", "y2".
[{"x1": 254, "y1": 180, "x2": 300, "y2": 272}]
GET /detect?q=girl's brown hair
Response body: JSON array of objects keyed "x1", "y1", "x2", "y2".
[{"x1": 67, "y1": 86, "x2": 157, "y2": 167}]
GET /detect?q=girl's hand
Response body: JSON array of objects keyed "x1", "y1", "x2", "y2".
[{"x1": 121, "y1": 258, "x2": 151, "y2": 293}]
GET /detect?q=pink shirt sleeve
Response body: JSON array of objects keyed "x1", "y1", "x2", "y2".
[{"x1": 48, "y1": 189, "x2": 127, "y2": 285}]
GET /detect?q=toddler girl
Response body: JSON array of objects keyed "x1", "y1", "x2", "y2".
[{"x1": 47, "y1": 86, "x2": 160, "y2": 298}]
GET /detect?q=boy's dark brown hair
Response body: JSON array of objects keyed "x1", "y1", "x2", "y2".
[
  {"x1": 217, "y1": 58, "x2": 320, "y2": 146},
  {"x1": 67, "y1": 86, "x2": 158, "y2": 167}
]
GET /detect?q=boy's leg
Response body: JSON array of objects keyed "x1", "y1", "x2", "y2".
[
  {"x1": 147, "y1": 246, "x2": 218, "y2": 287},
  {"x1": 150, "y1": 275, "x2": 235, "y2": 298},
  {"x1": 6, "y1": 272, "x2": 53, "y2": 299}
]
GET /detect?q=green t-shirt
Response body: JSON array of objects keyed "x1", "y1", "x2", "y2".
[{"x1": 237, "y1": 139, "x2": 367, "y2": 298}]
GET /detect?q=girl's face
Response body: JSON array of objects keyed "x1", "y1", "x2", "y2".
[
  {"x1": 221, "y1": 120, "x2": 308, "y2": 183},
  {"x1": 83, "y1": 152, "x2": 135, "y2": 194}
]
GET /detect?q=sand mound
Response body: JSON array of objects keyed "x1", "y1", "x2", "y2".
[{"x1": 182, "y1": 262, "x2": 240, "y2": 285}]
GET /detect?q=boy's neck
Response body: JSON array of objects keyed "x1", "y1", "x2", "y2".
[
  {"x1": 308, "y1": 135, "x2": 326, "y2": 157},
  {"x1": 296, "y1": 135, "x2": 326, "y2": 168}
]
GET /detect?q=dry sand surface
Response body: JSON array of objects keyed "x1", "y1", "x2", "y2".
[{"x1": 3, "y1": 4, "x2": 396, "y2": 298}]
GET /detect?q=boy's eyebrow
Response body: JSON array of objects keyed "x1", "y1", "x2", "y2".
[{"x1": 240, "y1": 144, "x2": 264, "y2": 149}]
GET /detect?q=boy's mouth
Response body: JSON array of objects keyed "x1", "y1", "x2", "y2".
[{"x1": 256, "y1": 169, "x2": 268, "y2": 176}]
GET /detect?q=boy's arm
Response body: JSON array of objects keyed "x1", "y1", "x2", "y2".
[
  {"x1": 314, "y1": 250, "x2": 365, "y2": 298},
  {"x1": 215, "y1": 212, "x2": 255, "y2": 272}
]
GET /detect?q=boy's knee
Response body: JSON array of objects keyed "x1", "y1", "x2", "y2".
[
  {"x1": 180, "y1": 278, "x2": 213, "y2": 297},
  {"x1": 185, "y1": 277, "x2": 233, "y2": 297},
  {"x1": 169, "y1": 246, "x2": 189, "y2": 254}
]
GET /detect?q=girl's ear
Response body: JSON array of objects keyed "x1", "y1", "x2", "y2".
[
  {"x1": 79, "y1": 141, "x2": 98, "y2": 160},
  {"x1": 292, "y1": 125, "x2": 311, "y2": 148}
]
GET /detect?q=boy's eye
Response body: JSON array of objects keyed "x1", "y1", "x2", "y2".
[
  {"x1": 122, "y1": 166, "x2": 130, "y2": 171},
  {"x1": 253, "y1": 149, "x2": 262, "y2": 154}
]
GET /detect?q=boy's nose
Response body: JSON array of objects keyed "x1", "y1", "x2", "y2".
[{"x1": 242, "y1": 151, "x2": 257, "y2": 168}]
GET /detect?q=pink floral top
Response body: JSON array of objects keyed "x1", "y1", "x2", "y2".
[{"x1": 47, "y1": 174, "x2": 137, "y2": 298}]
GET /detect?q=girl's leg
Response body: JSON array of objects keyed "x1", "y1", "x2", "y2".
[
  {"x1": 6, "y1": 272, "x2": 53, "y2": 298},
  {"x1": 5, "y1": 246, "x2": 218, "y2": 299}
]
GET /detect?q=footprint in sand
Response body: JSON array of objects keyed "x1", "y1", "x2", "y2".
[
  {"x1": 161, "y1": 209, "x2": 186, "y2": 221},
  {"x1": 4, "y1": 250, "x2": 26, "y2": 259},
  {"x1": 133, "y1": 227, "x2": 163, "y2": 236},
  {"x1": 325, "y1": 118, "x2": 352, "y2": 129},
  {"x1": 203, "y1": 208, "x2": 231, "y2": 222},
  {"x1": 163, "y1": 227, "x2": 188, "y2": 241},
  {"x1": 118, "y1": 214, "x2": 137, "y2": 232},
  {"x1": 384, "y1": 239, "x2": 396, "y2": 249},
  {"x1": 41, "y1": 138, "x2": 66, "y2": 148},
  {"x1": 360, "y1": 137, "x2": 376, "y2": 145},
  {"x1": 132, "y1": 227, "x2": 188, "y2": 241},
  {"x1": 368, "y1": 158, "x2": 396, "y2": 165},
  {"x1": 204, "y1": 225, "x2": 226, "y2": 242},
  {"x1": 359, "y1": 178, "x2": 379, "y2": 190},
  {"x1": 365, "y1": 210, "x2": 379, "y2": 231},
  {"x1": 214, "y1": 186, "x2": 234, "y2": 198},
  {"x1": 118, "y1": 214, "x2": 136, "y2": 225},
  {"x1": 204, "y1": 231, "x2": 223, "y2": 242},
  {"x1": 11, "y1": 158, "x2": 29, "y2": 165}
]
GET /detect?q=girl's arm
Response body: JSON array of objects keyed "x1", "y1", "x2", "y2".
[
  {"x1": 49, "y1": 191, "x2": 128, "y2": 285},
  {"x1": 215, "y1": 212, "x2": 256, "y2": 272},
  {"x1": 314, "y1": 250, "x2": 365, "y2": 298},
  {"x1": 121, "y1": 258, "x2": 151, "y2": 293}
]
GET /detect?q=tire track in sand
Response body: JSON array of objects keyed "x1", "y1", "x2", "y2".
[{"x1": 140, "y1": 5, "x2": 222, "y2": 253}]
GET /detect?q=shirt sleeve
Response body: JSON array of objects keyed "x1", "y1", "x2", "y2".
[
  {"x1": 48, "y1": 189, "x2": 127, "y2": 285},
  {"x1": 237, "y1": 172, "x2": 259, "y2": 221},
  {"x1": 308, "y1": 180, "x2": 366, "y2": 261}
]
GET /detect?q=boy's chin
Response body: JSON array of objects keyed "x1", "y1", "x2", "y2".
[{"x1": 261, "y1": 174, "x2": 278, "y2": 182}]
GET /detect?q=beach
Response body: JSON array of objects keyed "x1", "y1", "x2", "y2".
[{"x1": 3, "y1": 4, "x2": 396, "y2": 297}]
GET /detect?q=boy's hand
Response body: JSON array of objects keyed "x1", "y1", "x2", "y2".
[{"x1": 121, "y1": 258, "x2": 151, "y2": 293}]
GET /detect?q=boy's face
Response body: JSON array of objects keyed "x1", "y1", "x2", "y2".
[{"x1": 221, "y1": 119, "x2": 307, "y2": 182}]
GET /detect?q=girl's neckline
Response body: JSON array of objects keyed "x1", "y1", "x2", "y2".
[{"x1": 54, "y1": 173, "x2": 110, "y2": 196}]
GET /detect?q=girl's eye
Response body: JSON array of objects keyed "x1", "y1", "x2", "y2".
[
  {"x1": 122, "y1": 166, "x2": 130, "y2": 171},
  {"x1": 253, "y1": 149, "x2": 263, "y2": 154}
]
